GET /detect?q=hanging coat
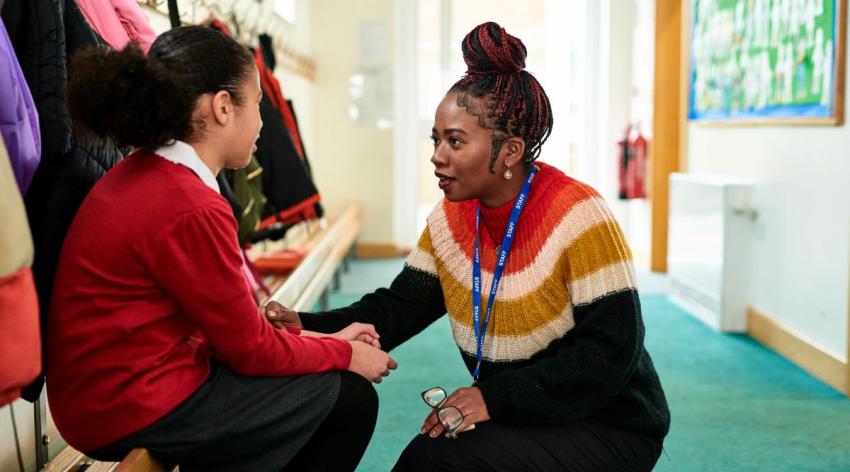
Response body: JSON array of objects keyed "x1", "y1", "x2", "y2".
[
  {"x1": 74, "y1": 0, "x2": 158, "y2": 53},
  {"x1": 254, "y1": 86, "x2": 321, "y2": 229},
  {"x1": 0, "y1": 18, "x2": 41, "y2": 195},
  {"x1": 257, "y1": 35, "x2": 305, "y2": 159},
  {"x1": 254, "y1": 42, "x2": 324, "y2": 230},
  {"x1": 286, "y1": 98, "x2": 323, "y2": 218},
  {"x1": 0, "y1": 138, "x2": 41, "y2": 407},
  {"x1": 2, "y1": 0, "x2": 125, "y2": 401},
  {"x1": 223, "y1": 157, "x2": 266, "y2": 245}
]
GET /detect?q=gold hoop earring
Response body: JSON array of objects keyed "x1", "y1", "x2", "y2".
[{"x1": 503, "y1": 169, "x2": 513, "y2": 180}]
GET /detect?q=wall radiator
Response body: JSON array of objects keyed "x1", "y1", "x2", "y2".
[{"x1": 667, "y1": 173, "x2": 755, "y2": 332}]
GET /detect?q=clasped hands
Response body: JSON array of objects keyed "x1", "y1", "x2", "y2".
[
  {"x1": 264, "y1": 301, "x2": 395, "y2": 383},
  {"x1": 263, "y1": 301, "x2": 489, "y2": 436}
]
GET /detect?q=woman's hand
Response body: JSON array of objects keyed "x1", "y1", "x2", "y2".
[
  {"x1": 334, "y1": 323, "x2": 381, "y2": 348},
  {"x1": 420, "y1": 387, "x2": 490, "y2": 438},
  {"x1": 348, "y1": 340, "x2": 398, "y2": 383},
  {"x1": 264, "y1": 301, "x2": 302, "y2": 330}
]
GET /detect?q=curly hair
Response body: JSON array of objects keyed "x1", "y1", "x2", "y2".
[{"x1": 68, "y1": 26, "x2": 255, "y2": 150}]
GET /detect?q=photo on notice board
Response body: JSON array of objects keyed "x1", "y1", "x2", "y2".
[{"x1": 688, "y1": 0, "x2": 847, "y2": 124}]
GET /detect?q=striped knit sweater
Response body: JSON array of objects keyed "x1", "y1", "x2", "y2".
[{"x1": 302, "y1": 162, "x2": 670, "y2": 438}]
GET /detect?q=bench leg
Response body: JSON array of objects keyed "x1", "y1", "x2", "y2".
[
  {"x1": 332, "y1": 269, "x2": 341, "y2": 292},
  {"x1": 320, "y1": 288, "x2": 330, "y2": 311},
  {"x1": 35, "y1": 392, "x2": 50, "y2": 469}
]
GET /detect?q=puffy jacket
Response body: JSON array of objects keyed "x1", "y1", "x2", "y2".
[
  {"x1": 74, "y1": 0, "x2": 157, "y2": 52},
  {"x1": 2, "y1": 0, "x2": 125, "y2": 400},
  {"x1": 0, "y1": 18, "x2": 40, "y2": 195}
]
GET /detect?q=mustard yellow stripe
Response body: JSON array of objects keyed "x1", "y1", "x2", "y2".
[
  {"x1": 438, "y1": 258, "x2": 571, "y2": 337},
  {"x1": 565, "y1": 220, "x2": 632, "y2": 282},
  {"x1": 406, "y1": 229, "x2": 438, "y2": 275}
]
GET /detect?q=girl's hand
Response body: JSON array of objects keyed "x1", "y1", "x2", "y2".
[{"x1": 334, "y1": 322, "x2": 381, "y2": 349}]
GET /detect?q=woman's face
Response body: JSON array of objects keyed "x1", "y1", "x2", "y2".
[
  {"x1": 430, "y1": 92, "x2": 507, "y2": 203},
  {"x1": 223, "y1": 66, "x2": 263, "y2": 169}
]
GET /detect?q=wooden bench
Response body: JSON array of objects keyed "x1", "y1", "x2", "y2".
[
  {"x1": 252, "y1": 203, "x2": 362, "y2": 310},
  {"x1": 41, "y1": 447, "x2": 171, "y2": 472}
]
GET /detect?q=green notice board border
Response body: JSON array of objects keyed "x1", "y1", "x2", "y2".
[{"x1": 688, "y1": 0, "x2": 846, "y2": 125}]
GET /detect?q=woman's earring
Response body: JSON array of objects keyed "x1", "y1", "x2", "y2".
[{"x1": 503, "y1": 168, "x2": 513, "y2": 180}]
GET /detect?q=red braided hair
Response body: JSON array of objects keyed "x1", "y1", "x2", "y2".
[{"x1": 449, "y1": 22, "x2": 553, "y2": 172}]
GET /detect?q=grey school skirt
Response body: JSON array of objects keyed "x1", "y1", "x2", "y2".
[{"x1": 87, "y1": 361, "x2": 341, "y2": 472}]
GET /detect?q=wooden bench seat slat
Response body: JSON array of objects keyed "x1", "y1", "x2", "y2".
[
  {"x1": 82, "y1": 461, "x2": 117, "y2": 472},
  {"x1": 112, "y1": 449, "x2": 169, "y2": 472},
  {"x1": 41, "y1": 448, "x2": 86, "y2": 472}
]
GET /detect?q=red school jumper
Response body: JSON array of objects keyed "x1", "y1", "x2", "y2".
[{"x1": 47, "y1": 149, "x2": 352, "y2": 452}]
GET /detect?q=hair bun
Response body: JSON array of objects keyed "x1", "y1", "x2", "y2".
[
  {"x1": 461, "y1": 22, "x2": 527, "y2": 74},
  {"x1": 68, "y1": 43, "x2": 191, "y2": 149}
]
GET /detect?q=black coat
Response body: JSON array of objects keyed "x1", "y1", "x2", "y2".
[
  {"x1": 2, "y1": 0, "x2": 125, "y2": 400},
  {"x1": 255, "y1": 91, "x2": 321, "y2": 224}
]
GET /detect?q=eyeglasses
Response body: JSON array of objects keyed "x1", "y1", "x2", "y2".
[{"x1": 421, "y1": 387, "x2": 464, "y2": 438}]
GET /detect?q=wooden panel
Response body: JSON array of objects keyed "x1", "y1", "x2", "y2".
[
  {"x1": 292, "y1": 212, "x2": 362, "y2": 311},
  {"x1": 41, "y1": 447, "x2": 85, "y2": 472},
  {"x1": 270, "y1": 204, "x2": 361, "y2": 311},
  {"x1": 748, "y1": 307, "x2": 847, "y2": 393},
  {"x1": 112, "y1": 448, "x2": 169, "y2": 472},
  {"x1": 355, "y1": 242, "x2": 411, "y2": 259},
  {"x1": 83, "y1": 462, "x2": 117, "y2": 472},
  {"x1": 649, "y1": 0, "x2": 685, "y2": 272},
  {"x1": 836, "y1": 0, "x2": 848, "y2": 126}
]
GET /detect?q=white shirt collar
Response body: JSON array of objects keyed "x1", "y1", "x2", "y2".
[{"x1": 153, "y1": 140, "x2": 221, "y2": 194}]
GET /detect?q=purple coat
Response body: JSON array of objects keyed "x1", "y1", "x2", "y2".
[{"x1": 0, "y1": 19, "x2": 41, "y2": 195}]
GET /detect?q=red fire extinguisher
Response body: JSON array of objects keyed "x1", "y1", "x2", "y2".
[{"x1": 617, "y1": 125, "x2": 648, "y2": 200}]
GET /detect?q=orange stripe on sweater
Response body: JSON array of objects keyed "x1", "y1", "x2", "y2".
[{"x1": 441, "y1": 178, "x2": 603, "y2": 274}]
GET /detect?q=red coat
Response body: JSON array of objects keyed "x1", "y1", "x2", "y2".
[{"x1": 0, "y1": 139, "x2": 40, "y2": 407}]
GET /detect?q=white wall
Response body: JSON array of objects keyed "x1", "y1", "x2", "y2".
[
  {"x1": 309, "y1": 0, "x2": 396, "y2": 244},
  {"x1": 1, "y1": 399, "x2": 64, "y2": 472},
  {"x1": 276, "y1": 0, "x2": 314, "y2": 157},
  {"x1": 685, "y1": 23, "x2": 850, "y2": 361}
]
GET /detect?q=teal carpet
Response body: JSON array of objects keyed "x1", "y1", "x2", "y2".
[{"x1": 319, "y1": 258, "x2": 850, "y2": 471}]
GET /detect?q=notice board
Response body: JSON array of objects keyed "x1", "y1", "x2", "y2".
[{"x1": 688, "y1": 0, "x2": 846, "y2": 124}]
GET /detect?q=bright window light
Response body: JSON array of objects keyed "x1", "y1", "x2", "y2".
[{"x1": 273, "y1": 0, "x2": 295, "y2": 23}]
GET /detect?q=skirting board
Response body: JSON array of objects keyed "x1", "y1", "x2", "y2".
[
  {"x1": 747, "y1": 307, "x2": 847, "y2": 395},
  {"x1": 355, "y1": 242, "x2": 411, "y2": 259}
]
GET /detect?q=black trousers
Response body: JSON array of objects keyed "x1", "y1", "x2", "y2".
[
  {"x1": 392, "y1": 419, "x2": 662, "y2": 472},
  {"x1": 88, "y1": 364, "x2": 377, "y2": 472}
]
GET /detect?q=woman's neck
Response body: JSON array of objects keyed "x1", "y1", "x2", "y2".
[{"x1": 479, "y1": 167, "x2": 530, "y2": 209}]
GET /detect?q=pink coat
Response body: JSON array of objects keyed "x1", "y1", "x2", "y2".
[{"x1": 75, "y1": 0, "x2": 157, "y2": 52}]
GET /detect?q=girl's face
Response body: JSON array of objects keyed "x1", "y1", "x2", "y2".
[
  {"x1": 430, "y1": 92, "x2": 521, "y2": 206},
  {"x1": 222, "y1": 66, "x2": 263, "y2": 169}
]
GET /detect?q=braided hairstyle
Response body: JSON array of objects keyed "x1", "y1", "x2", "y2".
[{"x1": 449, "y1": 22, "x2": 553, "y2": 172}]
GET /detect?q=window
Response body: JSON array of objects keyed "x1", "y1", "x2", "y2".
[{"x1": 273, "y1": 0, "x2": 295, "y2": 23}]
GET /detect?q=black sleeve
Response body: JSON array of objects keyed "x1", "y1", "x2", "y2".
[{"x1": 300, "y1": 265, "x2": 447, "y2": 351}]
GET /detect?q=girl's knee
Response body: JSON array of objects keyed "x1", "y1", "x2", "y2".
[{"x1": 337, "y1": 371, "x2": 378, "y2": 422}]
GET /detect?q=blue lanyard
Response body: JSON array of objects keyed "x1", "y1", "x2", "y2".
[{"x1": 472, "y1": 166, "x2": 537, "y2": 381}]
